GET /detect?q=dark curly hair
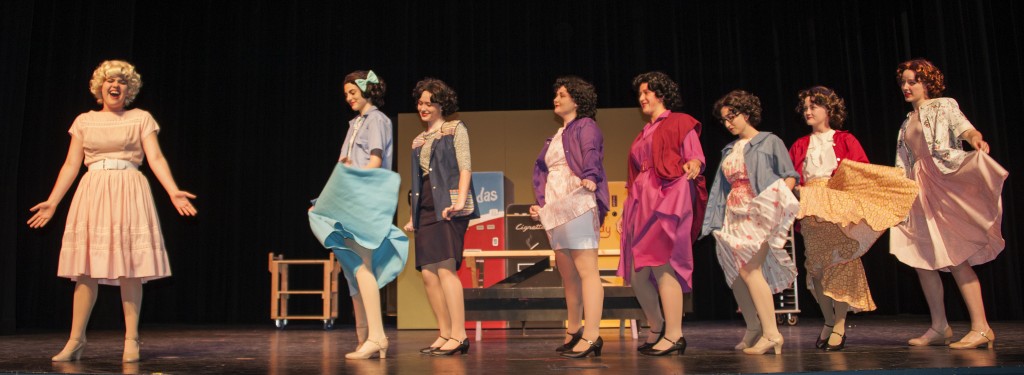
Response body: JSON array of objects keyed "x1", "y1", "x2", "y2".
[
  {"x1": 631, "y1": 71, "x2": 682, "y2": 109},
  {"x1": 896, "y1": 59, "x2": 945, "y2": 98},
  {"x1": 795, "y1": 86, "x2": 847, "y2": 129},
  {"x1": 713, "y1": 90, "x2": 763, "y2": 127},
  {"x1": 343, "y1": 70, "x2": 386, "y2": 107},
  {"x1": 412, "y1": 78, "x2": 459, "y2": 117},
  {"x1": 553, "y1": 76, "x2": 598, "y2": 119}
]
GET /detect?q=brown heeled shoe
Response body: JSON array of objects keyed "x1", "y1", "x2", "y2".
[{"x1": 949, "y1": 330, "x2": 994, "y2": 350}]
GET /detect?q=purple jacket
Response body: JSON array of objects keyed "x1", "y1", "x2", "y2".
[{"x1": 532, "y1": 117, "x2": 610, "y2": 225}]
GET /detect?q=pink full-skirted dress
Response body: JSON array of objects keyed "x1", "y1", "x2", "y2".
[
  {"x1": 619, "y1": 120, "x2": 704, "y2": 290},
  {"x1": 890, "y1": 99, "x2": 1007, "y2": 270},
  {"x1": 58, "y1": 109, "x2": 172, "y2": 285}
]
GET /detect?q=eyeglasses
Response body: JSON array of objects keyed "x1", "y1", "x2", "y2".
[{"x1": 720, "y1": 110, "x2": 740, "y2": 124}]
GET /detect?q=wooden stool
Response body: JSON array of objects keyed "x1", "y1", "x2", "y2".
[{"x1": 268, "y1": 252, "x2": 341, "y2": 330}]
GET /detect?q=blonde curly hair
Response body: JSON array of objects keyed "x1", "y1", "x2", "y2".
[{"x1": 89, "y1": 60, "x2": 143, "y2": 106}]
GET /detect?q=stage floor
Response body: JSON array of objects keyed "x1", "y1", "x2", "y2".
[{"x1": 1, "y1": 316, "x2": 1022, "y2": 374}]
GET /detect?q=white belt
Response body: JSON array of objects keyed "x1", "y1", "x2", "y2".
[{"x1": 88, "y1": 159, "x2": 138, "y2": 171}]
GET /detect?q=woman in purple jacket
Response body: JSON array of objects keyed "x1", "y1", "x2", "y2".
[{"x1": 531, "y1": 76, "x2": 609, "y2": 358}]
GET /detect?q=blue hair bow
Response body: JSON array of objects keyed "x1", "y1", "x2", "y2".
[{"x1": 355, "y1": 70, "x2": 379, "y2": 92}]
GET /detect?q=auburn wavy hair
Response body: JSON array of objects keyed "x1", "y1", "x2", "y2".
[{"x1": 896, "y1": 58, "x2": 946, "y2": 98}]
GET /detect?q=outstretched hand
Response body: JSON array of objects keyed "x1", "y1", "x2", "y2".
[
  {"x1": 171, "y1": 190, "x2": 198, "y2": 216},
  {"x1": 27, "y1": 201, "x2": 57, "y2": 228}
]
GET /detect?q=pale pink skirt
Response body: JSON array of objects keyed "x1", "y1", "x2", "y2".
[
  {"x1": 890, "y1": 151, "x2": 1007, "y2": 271},
  {"x1": 58, "y1": 169, "x2": 171, "y2": 285}
]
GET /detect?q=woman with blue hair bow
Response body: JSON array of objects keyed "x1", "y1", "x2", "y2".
[{"x1": 309, "y1": 70, "x2": 408, "y2": 359}]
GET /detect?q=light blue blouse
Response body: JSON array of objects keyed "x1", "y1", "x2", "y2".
[
  {"x1": 701, "y1": 131, "x2": 799, "y2": 238},
  {"x1": 339, "y1": 106, "x2": 393, "y2": 170}
]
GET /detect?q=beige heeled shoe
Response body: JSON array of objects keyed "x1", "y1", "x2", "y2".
[
  {"x1": 123, "y1": 338, "x2": 141, "y2": 363},
  {"x1": 950, "y1": 330, "x2": 995, "y2": 350},
  {"x1": 346, "y1": 337, "x2": 388, "y2": 359},
  {"x1": 908, "y1": 326, "x2": 952, "y2": 346},
  {"x1": 734, "y1": 329, "x2": 762, "y2": 351},
  {"x1": 51, "y1": 339, "x2": 87, "y2": 362},
  {"x1": 743, "y1": 335, "x2": 783, "y2": 355}
]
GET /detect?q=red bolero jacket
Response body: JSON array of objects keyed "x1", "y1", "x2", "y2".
[{"x1": 788, "y1": 130, "x2": 869, "y2": 185}]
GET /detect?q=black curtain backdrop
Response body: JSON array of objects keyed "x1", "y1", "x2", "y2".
[{"x1": 3, "y1": 0, "x2": 1022, "y2": 333}]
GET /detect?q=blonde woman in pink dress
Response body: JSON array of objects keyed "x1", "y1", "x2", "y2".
[
  {"x1": 28, "y1": 60, "x2": 197, "y2": 362},
  {"x1": 890, "y1": 59, "x2": 1007, "y2": 349}
]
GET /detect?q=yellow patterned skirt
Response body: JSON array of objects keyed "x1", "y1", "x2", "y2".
[{"x1": 798, "y1": 160, "x2": 918, "y2": 312}]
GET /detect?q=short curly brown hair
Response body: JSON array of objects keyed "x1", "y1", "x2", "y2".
[
  {"x1": 795, "y1": 86, "x2": 847, "y2": 129},
  {"x1": 631, "y1": 71, "x2": 682, "y2": 109},
  {"x1": 412, "y1": 78, "x2": 459, "y2": 117},
  {"x1": 713, "y1": 90, "x2": 762, "y2": 127},
  {"x1": 553, "y1": 76, "x2": 597, "y2": 119},
  {"x1": 896, "y1": 59, "x2": 945, "y2": 98},
  {"x1": 344, "y1": 70, "x2": 386, "y2": 107}
]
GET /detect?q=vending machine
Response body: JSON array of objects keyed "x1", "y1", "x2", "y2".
[{"x1": 459, "y1": 172, "x2": 513, "y2": 329}]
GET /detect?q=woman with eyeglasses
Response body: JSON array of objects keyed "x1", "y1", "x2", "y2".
[{"x1": 703, "y1": 90, "x2": 799, "y2": 355}]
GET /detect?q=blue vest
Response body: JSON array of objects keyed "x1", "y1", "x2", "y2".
[{"x1": 410, "y1": 132, "x2": 479, "y2": 229}]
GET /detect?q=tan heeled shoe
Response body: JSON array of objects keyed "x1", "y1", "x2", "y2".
[
  {"x1": 950, "y1": 330, "x2": 995, "y2": 350},
  {"x1": 346, "y1": 337, "x2": 388, "y2": 359},
  {"x1": 52, "y1": 339, "x2": 87, "y2": 362},
  {"x1": 123, "y1": 338, "x2": 141, "y2": 363},
  {"x1": 743, "y1": 335, "x2": 783, "y2": 355},
  {"x1": 908, "y1": 326, "x2": 952, "y2": 346},
  {"x1": 734, "y1": 328, "x2": 762, "y2": 351}
]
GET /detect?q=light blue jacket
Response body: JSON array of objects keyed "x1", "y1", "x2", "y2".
[{"x1": 701, "y1": 132, "x2": 799, "y2": 238}]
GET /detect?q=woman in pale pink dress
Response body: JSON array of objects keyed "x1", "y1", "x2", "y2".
[
  {"x1": 28, "y1": 60, "x2": 197, "y2": 362},
  {"x1": 890, "y1": 59, "x2": 1007, "y2": 349}
]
